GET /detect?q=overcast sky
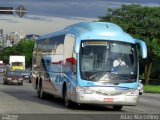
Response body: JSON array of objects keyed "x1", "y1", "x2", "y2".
[{"x1": 0, "y1": 0, "x2": 160, "y2": 35}]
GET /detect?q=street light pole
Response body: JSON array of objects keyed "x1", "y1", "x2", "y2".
[
  {"x1": 0, "y1": 7, "x2": 13, "y2": 14},
  {"x1": 0, "y1": 5, "x2": 27, "y2": 17}
]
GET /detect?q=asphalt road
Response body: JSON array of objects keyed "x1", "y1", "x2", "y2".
[{"x1": 0, "y1": 73, "x2": 160, "y2": 120}]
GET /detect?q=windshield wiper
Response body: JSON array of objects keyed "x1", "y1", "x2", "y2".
[
  {"x1": 89, "y1": 71, "x2": 102, "y2": 79},
  {"x1": 89, "y1": 71, "x2": 111, "y2": 79},
  {"x1": 111, "y1": 76, "x2": 135, "y2": 82}
]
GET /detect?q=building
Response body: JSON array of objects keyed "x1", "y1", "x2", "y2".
[
  {"x1": 0, "y1": 29, "x2": 4, "y2": 50},
  {"x1": 25, "y1": 34, "x2": 39, "y2": 40},
  {"x1": 1, "y1": 31, "x2": 36, "y2": 49},
  {"x1": 5, "y1": 31, "x2": 26, "y2": 47}
]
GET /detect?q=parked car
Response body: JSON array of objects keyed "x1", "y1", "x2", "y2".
[
  {"x1": 21, "y1": 69, "x2": 31, "y2": 82},
  {"x1": 3, "y1": 70, "x2": 23, "y2": 85},
  {"x1": 138, "y1": 80, "x2": 144, "y2": 95}
]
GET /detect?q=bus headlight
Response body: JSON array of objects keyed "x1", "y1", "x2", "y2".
[
  {"x1": 76, "y1": 87, "x2": 93, "y2": 94},
  {"x1": 126, "y1": 89, "x2": 139, "y2": 96}
]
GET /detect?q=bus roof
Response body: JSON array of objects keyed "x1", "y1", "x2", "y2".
[{"x1": 37, "y1": 22, "x2": 136, "y2": 44}]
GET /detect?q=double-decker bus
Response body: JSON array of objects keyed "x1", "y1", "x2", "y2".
[{"x1": 31, "y1": 22, "x2": 147, "y2": 110}]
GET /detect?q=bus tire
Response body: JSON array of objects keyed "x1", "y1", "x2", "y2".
[
  {"x1": 36, "y1": 78, "x2": 38, "y2": 89},
  {"x1": 63, "y1": 88, "x2": 73, "y2": 108},
  {"x1": 113, "y1": 105, "x2": 123, "y2": 111},
  {"x1": 37, "y1": 82, "x2": 46, "y2": 99}
]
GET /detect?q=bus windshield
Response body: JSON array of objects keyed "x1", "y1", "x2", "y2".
[
  {"x1": 12, "y1": 62, "x2": 23, "y2": 66},
  {"x1": 80, "y1": 40, "x2": 138, "y2": 83}
]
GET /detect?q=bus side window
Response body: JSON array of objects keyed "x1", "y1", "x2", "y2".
[{"x1": 64, "y1": 34, "x2": 76, "y2": 74}]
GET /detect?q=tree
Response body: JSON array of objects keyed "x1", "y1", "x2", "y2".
[
  {"x1": 140, "y1": 38, "x2": 160, "y2": 84},
  {"x1": 13, "y1": 40, "x2": 35, "y2": 68},
  {"x1": 99, "y1": 4, "x2": 160, "y2": 84},
  {"x1": 0, "y1": 47, "x2": 13, "y2": 63},
  {"x1": 0, "y1": 39, "x2": 34, "y2": 68}
]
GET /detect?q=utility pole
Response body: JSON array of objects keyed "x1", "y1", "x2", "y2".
[
  {"x1": 0, "y1": 5, "x2": 27, "y2": 17},
  {"x1": 0, "y1": 29, "x2": 3, "y2": 51}
]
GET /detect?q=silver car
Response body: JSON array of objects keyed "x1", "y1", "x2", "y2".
[{"x1": 21, "y1": 69, "x2": 31, "y2": 81}]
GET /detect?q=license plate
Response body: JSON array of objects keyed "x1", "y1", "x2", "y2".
[
  {"x1": 103, "y1": 98, "x2": 114, "y2": 102},
  {"x1": 13, "y1": 80, "x2": 18, "y2": 82}
]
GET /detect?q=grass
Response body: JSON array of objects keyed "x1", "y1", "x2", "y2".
[{"x1": 144, "y1": 85, "x2": 160, "y2": 94}]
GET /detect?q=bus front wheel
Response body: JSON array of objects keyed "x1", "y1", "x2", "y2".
[{"x1": 64, "y1": 89, "x2": 73, "y2": 108}]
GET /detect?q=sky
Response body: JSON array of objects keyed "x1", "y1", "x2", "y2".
[{"x1": 0, "y1": 0, "x2": 160, "y2": 35}]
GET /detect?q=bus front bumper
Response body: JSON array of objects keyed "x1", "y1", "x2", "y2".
[{"x1": 75, "y1": 91, "x2": 139, "y2": 106}]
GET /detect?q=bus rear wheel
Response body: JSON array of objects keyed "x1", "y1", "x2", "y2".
[
  {"x1": 113, "y1": 106, "x2": 123, "y2": 111},
  {"x1": 37, "y1": 83, "x2": 46, "y2": 99}
]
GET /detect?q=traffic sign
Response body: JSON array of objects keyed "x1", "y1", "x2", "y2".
[{"x1": 15, "y1": 5, "x2": 27, "y2": 17}]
